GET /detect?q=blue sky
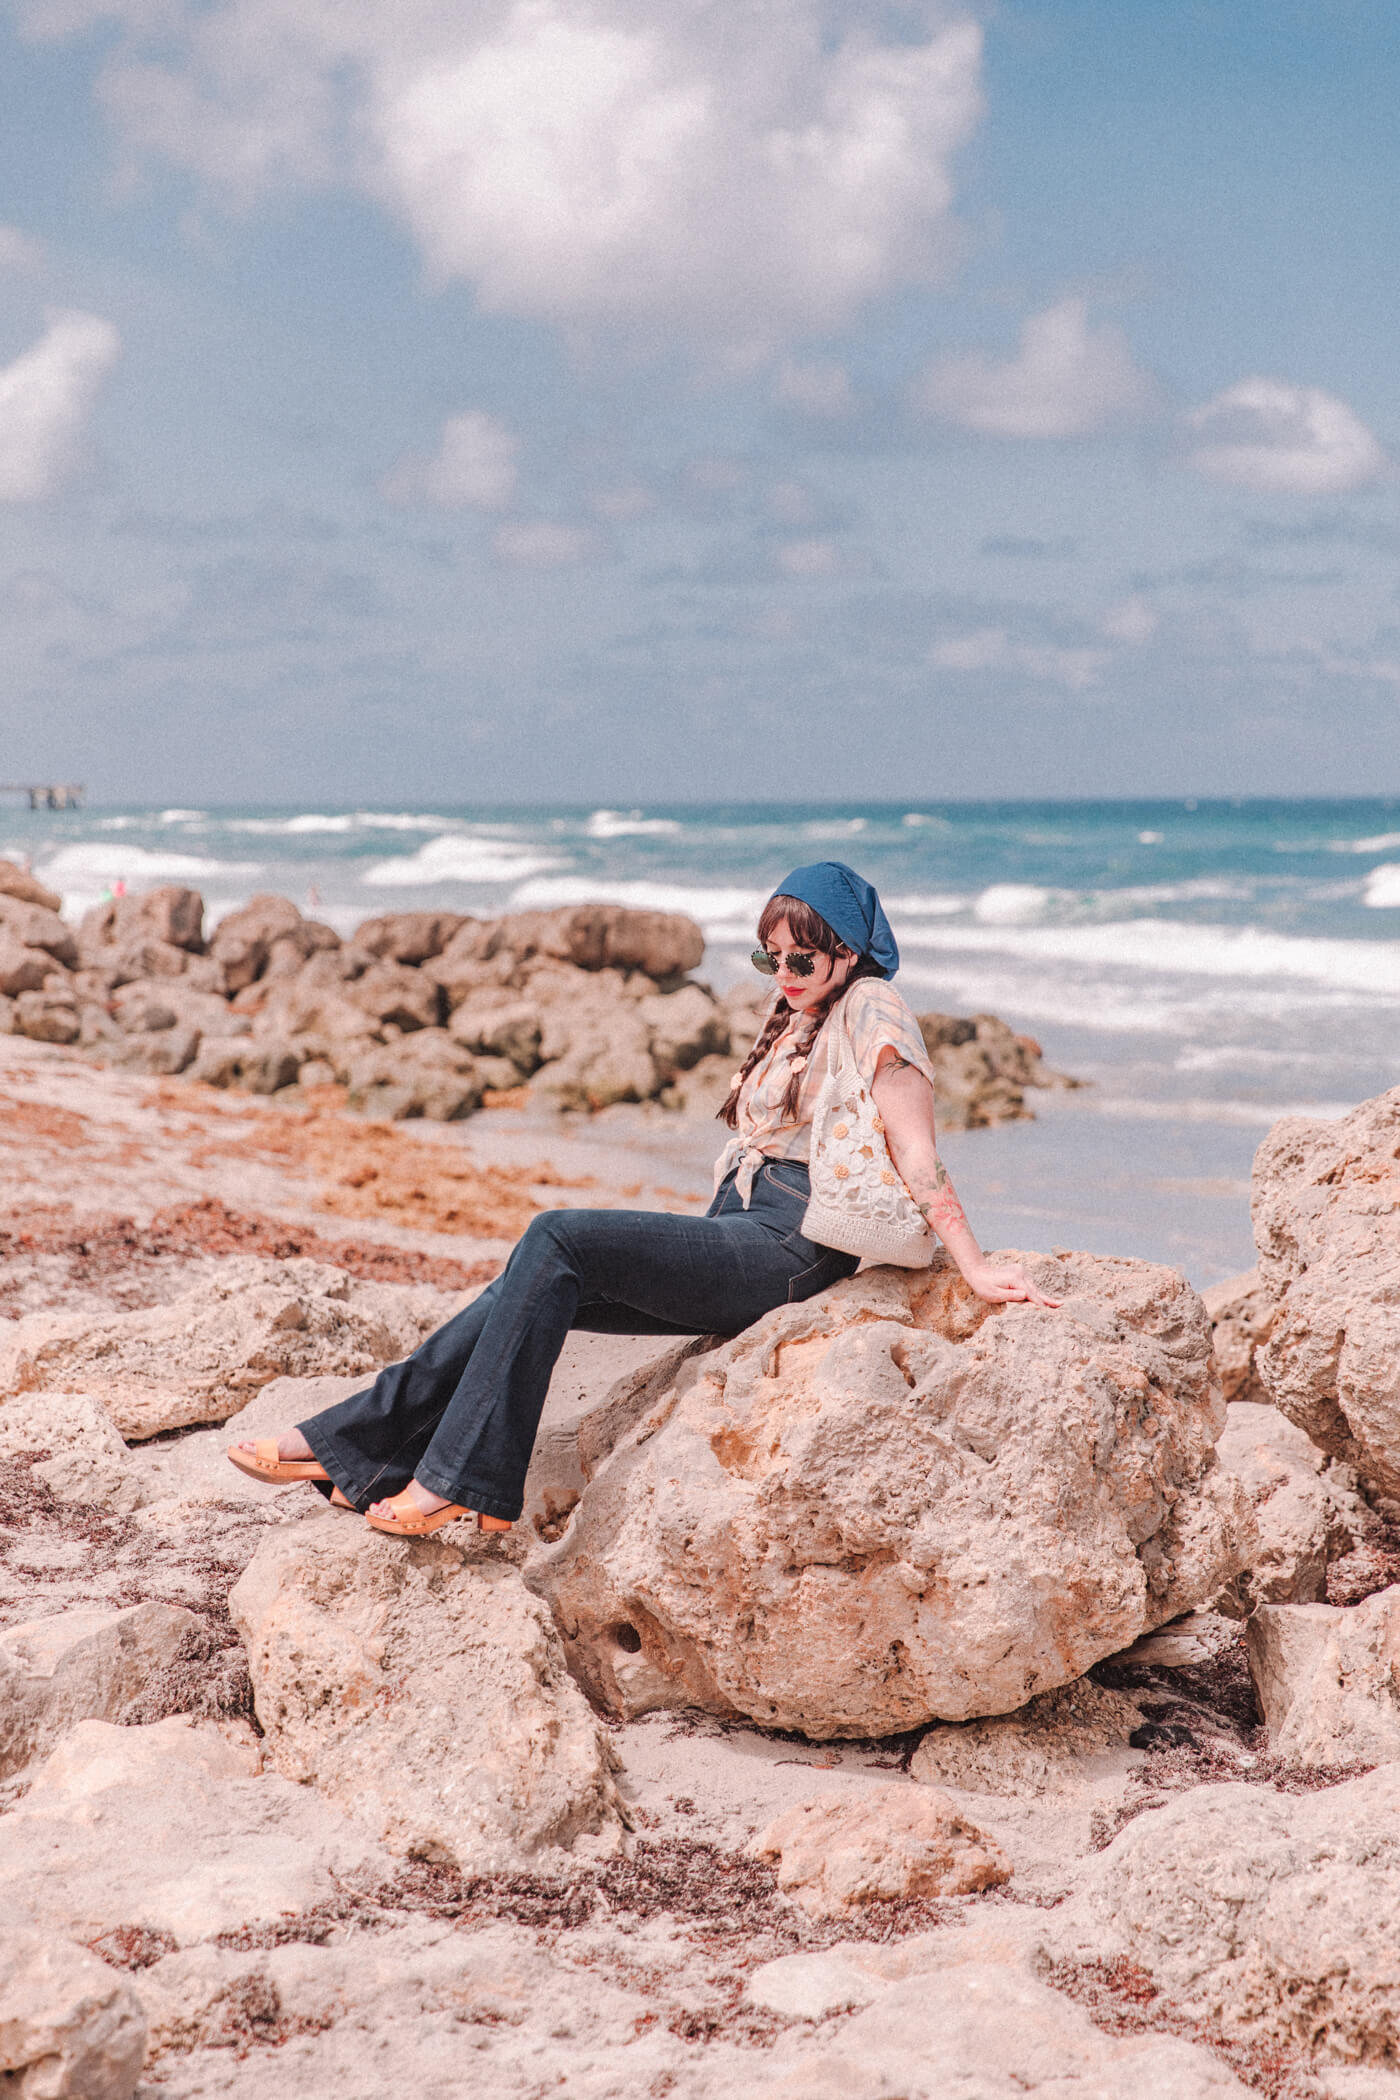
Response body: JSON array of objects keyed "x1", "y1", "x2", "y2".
[{"x1": 0, "y1": 0, "x2": 1396, "y2": 802}]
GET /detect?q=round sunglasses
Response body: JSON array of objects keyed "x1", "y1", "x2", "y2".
[{"x1": 751, "y1": 946, "x2": 817, "y2": 977}]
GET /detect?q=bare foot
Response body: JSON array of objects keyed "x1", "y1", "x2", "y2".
[
  {"x1": 367, "y1": 1479, "x2": 451, "y2": 1519},
  {"x1": 236, "y1": 1430, "x2": 315, "y2": 1461}
]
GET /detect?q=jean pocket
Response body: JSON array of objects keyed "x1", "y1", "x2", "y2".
[{"x1": 786, "y1": 1248, "x2": 860, "y2": 1302}]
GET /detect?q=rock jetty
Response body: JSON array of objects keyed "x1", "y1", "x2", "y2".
[{"x1": 0, "y1": 870, "x2": 1076, "y2": 1128}]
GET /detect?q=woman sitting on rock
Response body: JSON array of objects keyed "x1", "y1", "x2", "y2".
[{"x1": 229, "y1": 861, "x2": 1057, "y2": 1536}]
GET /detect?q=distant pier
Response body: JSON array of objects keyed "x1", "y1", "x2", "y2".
[{"x1": 0, "y1": 782, "x2": 85, "y2": 810}]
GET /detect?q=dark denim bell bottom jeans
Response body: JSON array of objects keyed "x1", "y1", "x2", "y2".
[{"x1": 298, "y1": 1158, "x2": 858, "y2": 1522}]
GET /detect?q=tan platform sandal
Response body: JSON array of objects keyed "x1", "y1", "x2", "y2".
[
  {"x1": 365, "y1": 1488, "x2": 513, "y2": 1539},
  {"x1": 227, "y1": 1438, "x2": 331, "y2": 1486}
]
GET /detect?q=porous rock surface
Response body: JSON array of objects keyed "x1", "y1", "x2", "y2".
[
  {"x1": 909, "y1": 1678, "x2": 1143, "y2": 1796},
  {"x1": 0, "y1": 1716, "x2": 393, "y2": 1946},
  {"x1": 0, "y1": 1256, "x2": 460, "y2": 1438},
  {"x1": 1214, "y1": 1399, "x2": 1362, "y2": 1608},
  {"x1": 1072, "y1": 1762, "x2": 1400, "y2": 2065},
  {"x1": 229, "y1": 1515, "x2": 625, "y2": 1873},
  {"x1": 1202, "y1": 1265, "x2": 1277, "y2": 1405},
  {"x1": 753, "y1": 1784, "x2": 1009, "y2": 1917},
  {"x1": 0, "y1": 1926, "x2": 147, "y2": 2100},
  {"x1": 758, "y1": 1960, "x2": 1251, "y2": 2099},
  {"x1": 536, "y1": 1254, "x2": 1253, "y2": 1737},
  {"x1": 0, "y1": 1602, "x2": 200, "y2": 1779},
  {"x1": 1247, "y1": 1585, "x2": 1400, "y2": 1767},
  {"x1": 1252, "y1": 1085, "x2": 1400, "y2": 1497}
]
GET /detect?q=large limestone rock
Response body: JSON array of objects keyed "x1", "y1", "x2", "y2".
[
  {"x1": 1074, "y1": 1762, "x2": 1400, "y2": 2065},
  {"x1": 1246, "y1": 1586, "x2": 1400, "y2": 1766},
  {"x1": 0, "y1": 1928, "x2": 147, "y2": 2100},
  {"x1": 753, "y1": 1784, "x2": 1009, "y2": 1918},
  {"x1": 0, "y1": 1717, "x2": 393, "y2": 1946},
  {"x1": 1252, "y1": 1087, "x2": 1400, "y2": 1497},
  {"x1": 80, "y1": 886, "x2": 204, "y2": 958},
  {"x1": 0, "y1": 1257, "x2": 460, "y2": 1439},
  {"x1": 1215, "y1": 1400, "x2": 1361, "y2": 1608},
  {"x1": 535, "y1": 1255, "x2": 1253, "y2": 1737},
  {"x1": 910, "y1": 1678, "x2": 1143, "y2": 1797},
  {"x1": 0, "y1": 1604, "x2": 200, "y2": 1779},
  {"x1": 229, "y1": 1516, "x2": 625, "y2": 1873},
  {"x1": 208, "y1": 893, "x2": 337, "y2": 992},
  {"x1": 1202, "y1": 1266, "x2": 1277, "y2": 1404}
]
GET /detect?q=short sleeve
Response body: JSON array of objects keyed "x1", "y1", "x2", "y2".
[{"x1": 842, "y1": 978, "x2": 937, "y2": 1091}]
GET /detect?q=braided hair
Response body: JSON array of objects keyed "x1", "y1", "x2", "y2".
[{"x1": 717, "y1": 893, "x2": 881, "y2": 1131}]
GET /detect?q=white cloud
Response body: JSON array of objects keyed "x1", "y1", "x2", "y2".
[
  {"x1": 589, "y1": 483, "x2": 652, "y2": 522},
  {"x1": 382, "y1": 409, "x2": 518, "y2": 509},
  {"x1": 23, "y1": 0, "x2": 983, "y2": 356},
  {"x1": 492, "y1": 519, "x2": 608, "y2": 567},
  {"x1": 775, "y1": 535, "x2": 842, "y2": 577},
  {"x1": 930, "y1": 625, "x2": 1108, "y2": 689},
  {"x1": 774, "y1": 357, "x2": 855, "y2": 418},
  {"x1": 914, "y1": 297, "x2": 1157, "y2": 438},
  {"x1": 0, "y1": 309, "x2": 121, "y2": 502},
  {"x1": 0, "y1": 224, "x2": 44, "y2": 271},
  {"x1": 1183, "y1": 378, "x2": 1385, "y2": 494},
  {"x1": 1099, "y1": 596, "x2": 1158, "y2": 645}
]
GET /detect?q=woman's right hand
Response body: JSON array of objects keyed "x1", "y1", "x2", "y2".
[{"x1": 961, "y1": 1257, "x2": 1061, "y2": 1309}]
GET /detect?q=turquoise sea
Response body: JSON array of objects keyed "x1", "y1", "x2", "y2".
[{"x1": 8, "y1": 798, "x2": 1399, "y2": 1286}]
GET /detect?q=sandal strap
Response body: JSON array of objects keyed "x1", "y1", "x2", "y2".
[{"x1": 254, "y1": 1439, "x2": 280, "y2": 1465}]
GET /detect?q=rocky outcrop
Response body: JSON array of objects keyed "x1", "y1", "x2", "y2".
[
  {"x1": 0, "y1": 1603, "x2": 200, "y2": 1779},
  {"x1": 534, "y1": 1254, "x2": 1252, "y2": 1737},
  {"x1": 8, "y1": 875, "x2": 1081, "y2": 1131},
  {"x1": 1246, "y1": 1586, "x2": 1400, "y2": 1766},
  {"x1": 1252, "y1": 1087, "x2": 1400, "y2": 1498},
  {"x1": 0, "y1": 1717, "x2": 392, "y2": 1946},
  {"x1": 0, "y1": 1927, "x2": 147, "y2": 2100},
  {"x1": 916, "y1": 1011, "x2": 1079, "y2": 1130},
  {"x1": 910, "y1": 1678, "x2": 1143, "y2": 1796},
  {"x1": 753, "y1": 1786, "x2": 1009, "y2": 1917},
  {"x1": 229, "y1": 1517, "x2": 625, "y2": 1873},
  {"x1": 1213, "y1": 1401, "x2": 1361, "y2": 1608},
  {"x1": 1074, "y1": 1762, "x2": 1400, "y2": 2066},
  {"x1": 1202, "y1": 1267, "x2": 1276, "y2": 1405},
  {"x1": 0, "y1": 1257, "x2": 461, "y2": 1438}
]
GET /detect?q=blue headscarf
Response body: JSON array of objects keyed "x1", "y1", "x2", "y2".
[{"x1": 770, "y1": 861, "x2": 899, "y2": 978}]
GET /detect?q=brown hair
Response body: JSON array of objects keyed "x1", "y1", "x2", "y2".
[{"x1": 717, "y1": 893, "x2": 881, "y2": 1130}]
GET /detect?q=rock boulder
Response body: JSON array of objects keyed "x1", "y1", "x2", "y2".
[
  {"x1": 0, "y1": 1257, "x2": 461, "y2": 1439},
  {"x1": 1202, "y1": 1267, "x2": 1277, "y2": 1405},
  {"x1": 910, "y1": 1678, "x2": 1143, "y2": 1797},
  {"x1": 753, "y1": 1785, "x2": 1009, "y2": 1917},
  {"x1": 0, "y1": 1604, "x2": 201, "y2": 1780},
  {"x1": 1214, "y1": 1400, "x2": 1361, "y2": 1608},
  {"x1": 1246, "y1": 1586, "x2": 1400, "y2": 1767},
  {"x1": 0, "y1": 1927, "x2": 147, "y2": 2100},
  {"x1": 535, "y1": 1255, "x2": 1252, "y2": 1737},
  {"x1": 1252, "y1": 1087, "x2": 1400, "y2": 1498},
  {"x1": 1075, "y1": 1762, "x2": 1400, "y2": 2065},
  {"x1": 0, "y1": 858, "x2": 62, "y2": 912},
  {"x1": 230, "y1": 1517, "x2": 625, "y2": 1873}
]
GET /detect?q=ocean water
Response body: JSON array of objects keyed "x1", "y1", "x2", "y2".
[{"x1": 8, "y1": 798, "x2": 1399, "y2": 1284}]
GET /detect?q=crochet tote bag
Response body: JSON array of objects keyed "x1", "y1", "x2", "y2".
[{"x1": 801, "y1": 999, "x2": 937, "y2": 1268}]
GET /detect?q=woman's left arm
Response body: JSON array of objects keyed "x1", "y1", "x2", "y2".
[{"x1": 871, "y1": 1049, "x2": 1060, "y2": 1308}]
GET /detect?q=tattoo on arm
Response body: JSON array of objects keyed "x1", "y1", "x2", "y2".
[{"x1": 882, "y1": 1053, "x2": 916, "y2": 1075}]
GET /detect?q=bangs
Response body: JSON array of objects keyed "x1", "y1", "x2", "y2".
[{"x1": 758, "y1": 893, "x2": 844, "y2": 955}]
